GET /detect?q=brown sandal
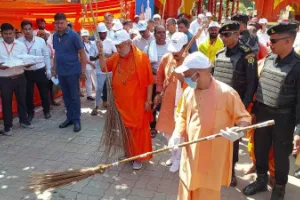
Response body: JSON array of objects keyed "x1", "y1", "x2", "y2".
[
  {"x1": 91, "y1": 107, "x2": 98, "y2": 116},
  {"x1": 151, "y1": 129, "x2": 157, "y2": 138}
]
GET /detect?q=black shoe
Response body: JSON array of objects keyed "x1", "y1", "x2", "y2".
[
  {"x1": 73, "y1": 123, "x2": 81, "y2": 132},
  {"x1": 271, "y1": 184, "x2": 285, "y2": 200},
  {"x1": 87, "y1": 96, "x2": 95, "y2": 101},
  {"x1": 20, "y1": 121, "x2": 33, "y2": 129},
  {"x1": 230, "y1": 172, "x2": 237, "y2": 187},
  {"x1": 44, "y1": 113, "x2": 51, "y2": 119},
  {"x1": 28, "y1": 114, "x2": 34, "y2": 122},
  {"x1": 243, "y1": 174, "x2": 268, "y2": 196},
  {"x1": 59, "y1": 120, "x2": 73, "y2": 128},
  {"x1": 91, "y1": 107, "x2": 98, "y2": 116}
]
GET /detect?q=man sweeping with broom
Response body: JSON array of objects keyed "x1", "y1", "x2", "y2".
[
  {"x1": 97, "y1": 29, "x2": 154, "y2": 170},
  {"x1": 169, "y1": 51, "x2": 252, "y2": 199}
]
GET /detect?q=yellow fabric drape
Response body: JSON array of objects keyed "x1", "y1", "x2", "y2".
[
  {"x1": 273, "y1": 0, "x2": 285, "y2": 9},
  {"x1": 180, "y1": 0, "x2": 194, "y2": 16}
]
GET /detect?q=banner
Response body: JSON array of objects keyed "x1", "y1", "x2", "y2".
[{"x1": 136, "y1": 0, "x2": 154, "y2": 21}]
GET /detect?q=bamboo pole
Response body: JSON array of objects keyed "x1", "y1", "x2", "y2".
[
  {"x1": 28, "y1": 120, "x2": 275, "y2": 192},
  {"x1": 231, "y1": 0, "x2": 236, "y2": 16},
  {"x1": 218, "y1": 0, "x2": 223, "y2": 22}
]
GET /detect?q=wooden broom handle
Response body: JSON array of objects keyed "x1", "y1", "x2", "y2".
[
  {"x1": 181, "y1": 27, "x2": 203, "y2": 57},
  {"x1": 99, "y1": 120, "x2": 275, "y2": 169}
]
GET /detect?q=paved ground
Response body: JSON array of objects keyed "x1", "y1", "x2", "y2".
[{"x1": 0, "y1": 97, "x2": 299, "y2": 200}]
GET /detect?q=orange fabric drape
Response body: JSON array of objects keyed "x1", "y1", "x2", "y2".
[
  {"x1": 254, "y1": 0, "x2": 295, "y2": 22},
  {"x1": 0, "y1": 0, "x2": 136, "y2": 31},
  {"x1": 155, "y1": 0, "x2": 183, "y2": 19}
]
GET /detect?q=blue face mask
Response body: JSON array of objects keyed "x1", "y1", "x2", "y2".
[{"x1": 184, "y1": 77, "x2": 198, "y2": 89}]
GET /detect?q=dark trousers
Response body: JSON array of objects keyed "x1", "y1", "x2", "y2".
[
  {"x1": 0, "y1": 74, "x2": 28, "y2": 129},
  {"x1": 150, "y1": 84, "x2": 160, "y2": 129},
  {"x1": 25, "y1": 68, "x2": 50, "y2": 115},
  {"x1": 254, "y1": 104, "x2": 295, "y2": 185},
  {"x1": 232, "y1": 139, "x2": 240, "y2": 166},
  {"x1": 58, "y1": 74, "x2": 81, "y2": 123},
  {"x1": 102, "y1": 80, "x2": 107, "y2": 101},
  {"x1": 48, "y1": 80, "x2": 54, "y2": 103}
]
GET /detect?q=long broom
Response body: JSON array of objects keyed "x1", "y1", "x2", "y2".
[
  {"x1": 84, "y1": 0, "x2": 130, "y2": 158},
  {"x1": 28, "y1": 120, "x2": 275, "y2": 192}
]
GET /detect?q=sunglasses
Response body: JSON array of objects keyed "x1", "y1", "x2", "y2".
[
  {"x1": 220, "y1": 31, "x2": 237, "y2": 38},
  {"x1": 270, "y1": 37, "x2": 290, "y2": 44}
]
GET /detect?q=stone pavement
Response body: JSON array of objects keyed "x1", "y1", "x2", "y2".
[{"x1": 0, "y1": 97, "x2": 299, "y2": 200}]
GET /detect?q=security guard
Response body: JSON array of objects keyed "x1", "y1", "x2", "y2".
[
  {"x1": 231, "y1": 13, "x2": 259, "y2": 53},
  {"x1": 213, "y1": 21, "x2": 258, "y2": 187},
  {"x1": 243, "y1": 22, "x2": 300, "y2": 200}
]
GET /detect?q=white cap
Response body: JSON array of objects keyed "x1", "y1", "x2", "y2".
[
  {"x1": 138, "y1": 20, "x2": 148, "y2": 31},
  {"x1": 112, "y1": 29, "x2": 130, "y2": 45},
  {"x1": 259, "y1": 18, "x2": 268, "y2": 24},
  {"x1": 198, "y1": 14, "x2": 205, "y2": 19},
  {"x1": 112, "y1": 22, "x2": 123, "y2": 31},
  {"x1": 153, "y1": 14, "x2": 161, "y2": 19},
  {"x1": 167, "y1": 32, "x2": 188, "y2": 53},
  {"x1": 206, "y1": 12, "x2": 212, "y2": 17},
  {"x1": 208, "y1": 21, "x2": 220, "y2": 29},
  {"x1": 134, "y1": 15, "x2": 139, "y2": 18},
  {"x1": 80, "y1": 29, "x2": 89, "y2": 37},
  {"x1": 175, "y1": 52, "x2": 210, "y2": 73},
  {"x1": 129, "y1": 29, "x2": 138, "y2": 35},
  {"x1": 97, "y1": 22, "x2": 108, "y2": 32}
]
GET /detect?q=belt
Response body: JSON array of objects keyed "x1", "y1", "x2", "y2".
[
  {"x1": 0, "y1": 73, "x2": 24, "y2": 80},
  {"x1": 25, "y1": 66, "x2": 46, "y2": 72},
  {"x1": 258, "y1": 103, "x2": 293, "y2": 114}
]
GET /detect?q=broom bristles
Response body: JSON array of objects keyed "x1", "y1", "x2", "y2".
[
  {"x1": 28, "y1": 165, "x2": 106, "y2": 192},
  {"x1": 100, "y1": 83, "x2": 131, "y2": 159}
]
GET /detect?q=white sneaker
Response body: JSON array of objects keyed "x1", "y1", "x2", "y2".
[
  {"x1": 169, "y1": 160, "x2": 180, "y2": 173},
  {"x1": 132, "y1": 161, "x2": 143, "y2": 170},
  {"x1": 165, "y1": 158, "x2": 172, "y2": 166},
  {"x1": 3, "y1": 128, "x2": 13, "y2": 136}
]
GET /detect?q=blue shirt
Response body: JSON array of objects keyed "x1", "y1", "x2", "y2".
[
  {"x1": 185, "y1": 31, "x2": 198, "y2": 53},
  {"x1": 53, "y1": 28, "x2": 84, "y2": 76}
]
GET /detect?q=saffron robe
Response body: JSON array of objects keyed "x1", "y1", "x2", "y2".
[
  {"x1": 156, "y1": 53, "x2": 187, "y2": 135},
  {"x1": 106, "y1": 45, "x2": 154, "y2": 161},
  {"x1": 175, "y1": 78, "x2": 251, "y2": 199}
]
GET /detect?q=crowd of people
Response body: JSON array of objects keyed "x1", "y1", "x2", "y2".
[{"x1": 1, "y1": 10, "x2": 300, "y2": 200}]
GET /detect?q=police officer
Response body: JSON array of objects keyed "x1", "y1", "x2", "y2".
[
  {"x1": 231, "y1": 13, "x2": 259, "y2": 53},
  {"x1": 213, "y1": 21, "x2": 258, "y2": 186},
  {"x1": 243, "y1": 22, "x2": 300, "y2": 200}
]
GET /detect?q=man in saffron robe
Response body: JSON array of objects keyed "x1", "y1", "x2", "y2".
[
  {"x1": 169, "y1": 52, "x2": 251, "y2": 199},
  {"x1": 97, "y1": 30, "x2": 154, "y2": 170},
  {"x1": 154, "y1": 32, "x2": 188, "y2": 172}
]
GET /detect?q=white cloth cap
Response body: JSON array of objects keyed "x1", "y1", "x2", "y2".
[
  {"x1": 134, "y1": 15, "x2": 139, "y2": 18},
  {"x1": 198, "y1": 14, "x2": 205, "y2": 19},
  {"x1": 259, "y1": 18, "x2": 268, "y2": 24},
  {"x1": 129, "y1": 29, "x2": 138, "y2": 35},
  {"x1": 153, "y1": 14, "x2": 161, "y2": 19},
  {"x1": 175, "y1": 52, "x2": 210, "y2": 73},
  {"x1": 167, "y1": 32, "x2": 188, "y2": 53},
  {"x1": 97, "y1": 22, "x2": 108, "y2": 32},
  {"x1": 112, "y1": 22, "x2": 123, "y2": 31},
  {"x1": 80, "y1": 29, "x2": 89, "y2": 37},
  {"x1": 208, "y1": 21, "x2": 220, "y2": 29},
  {"x1": 206, "y1": 12, "x2": 212, "y2": 17},
  {"x1": 112, "y1": 29, "x2": 130, "y2": 45},
  {"x1": 138, "y1": 20, "x2": 148, "y2": 31}
]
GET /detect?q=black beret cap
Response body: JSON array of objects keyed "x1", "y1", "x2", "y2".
[
  {"x1": 231, "y1": 13, "x2": 249, "y2": 24},
  {"x1": 267, "y1": 22, "x2": 298, "y2": 35},
  {"x1": 219, "y1": 21, "x2": 240, "y2": 33}
]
